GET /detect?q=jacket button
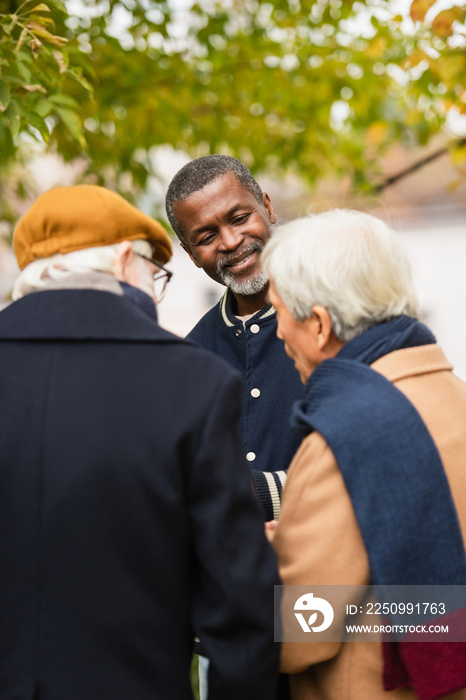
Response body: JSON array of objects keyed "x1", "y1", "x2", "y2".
[
  {"x1": 251, "y1": 388, "x2": 261, "y2": 398},
  {"x1": 235, "y1": 329, "x2": 242, "y2": 338},
  {"x1": 246, "y1": 452, "x2": 256, "y2": 461},
  {"x1": 250, "y1": 324, "x2": 260, "y2": 334}
]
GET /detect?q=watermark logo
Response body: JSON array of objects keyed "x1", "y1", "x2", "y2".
[
  {"x1": 275, "y1": 585, "x2": 465, "y2": 642},
  {"x1": 294, "y1": 592, "x2": 334, "y2": 633}
]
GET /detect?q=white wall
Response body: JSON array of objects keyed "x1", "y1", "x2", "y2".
[{"x1": 399, "y1": 218, "x2": 466, "y2": 380}]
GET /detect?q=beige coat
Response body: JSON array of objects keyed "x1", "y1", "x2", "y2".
[{"x1": 274, "y1": 345, "x2": 466, "y2": 700}]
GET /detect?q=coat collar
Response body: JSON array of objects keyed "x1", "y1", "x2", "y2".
[
  {"x1": 0, "y1": 287, "x2": 178, "y2": 343},
  {"x1": 371, "y1": 344, "x2": 453, "y2": 382},
  {"x1": 219, "y1": 288, "x2": 276, "y2": 328}
]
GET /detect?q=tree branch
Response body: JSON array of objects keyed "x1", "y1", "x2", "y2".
[{"x1": 373, "y1": 138, "x2": 466, "y2": 194}]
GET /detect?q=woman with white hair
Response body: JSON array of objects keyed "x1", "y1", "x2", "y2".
[{"x1": 263, "y1": 209, "x2": 466, "y2": 700}]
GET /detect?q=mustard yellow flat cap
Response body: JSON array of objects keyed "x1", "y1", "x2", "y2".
[{"x1": 13, "y1": 184, "x2": 172, "y2": 270}]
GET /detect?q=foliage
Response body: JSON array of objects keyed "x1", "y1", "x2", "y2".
[
  {"x1": 1, "y1": 0, "x2": 466, "y2": 225},
  {"x1": 0, "y1": 0, "x2": 92, "y2": 155}
]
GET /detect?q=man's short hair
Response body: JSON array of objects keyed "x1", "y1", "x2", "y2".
[
  {"x1": 165, "y1": 155, "x2": 263, "y2": 243},
  {"x1": 262, "y1": 209, "x2": 419, "y2": 342}
]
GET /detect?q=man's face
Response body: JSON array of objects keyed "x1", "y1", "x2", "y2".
[
  {"x1": 173, "y1": 172, "x2": 277, "y2": 294},
  {"x1": 268, "y1": 280, "x2": 319, "y2": 384}
]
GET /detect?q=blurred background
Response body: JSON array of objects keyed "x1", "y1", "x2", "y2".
[{"x1": 1, "y1": 0, "x2": 465, "y2": 374}]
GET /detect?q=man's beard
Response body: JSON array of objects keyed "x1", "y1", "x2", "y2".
[{"x1": 217, "y1": 242, "x2": 269, "y2": 296}]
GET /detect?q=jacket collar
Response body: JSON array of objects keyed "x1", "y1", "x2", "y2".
[
  {"x1": 371, "y1": 344, "x2": 453, "y2": 382},
  {"x1": 219, "y1": 288, "x2": 276, "y2": 328},
  {"x1": 0, "y1": 287, "x2": 177, "y2": 343}
]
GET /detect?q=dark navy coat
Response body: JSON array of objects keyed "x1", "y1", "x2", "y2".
[
  {"x1": 0, "y1": 286, "x2": 280, "y2": 700},
  {"x1": 188, "y1": 290, "x2": 303, "y2": 476}
]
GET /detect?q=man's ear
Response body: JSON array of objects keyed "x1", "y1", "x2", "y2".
[
  {"x1": 262, "y1": 193, "x2": 277, "y2": 225},
  {"x1": 311, "y1": 305, "x2": 333, "y2": 351},
  {"x1": 113, "y1": 241, "x2": 135, "y2": 282},
  {"x1": 312, "y1": 305, "x2": 345, "y2": 356},
  {"x1": 181, "y1": 243, "x2": 202, "y2": 269}
]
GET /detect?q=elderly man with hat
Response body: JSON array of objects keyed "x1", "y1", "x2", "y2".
[{"x1": 0, "y1": 185, "x2": 280, "y2": 700}]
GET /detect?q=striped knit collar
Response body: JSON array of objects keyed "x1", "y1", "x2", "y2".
[{"x1": 219, "y1": 288, "x2": 275, "y2": 327}]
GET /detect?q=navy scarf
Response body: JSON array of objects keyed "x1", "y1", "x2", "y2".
[{"x1": 291, "y1": 316, "x2": 466, "y2": 700}]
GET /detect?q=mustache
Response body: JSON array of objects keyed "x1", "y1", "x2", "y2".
[{"x1": 217, "y1": 242, "x2": 264, "y2": 273}]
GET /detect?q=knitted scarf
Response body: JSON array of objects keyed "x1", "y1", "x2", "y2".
[{"x1": 291, "y1": 316, "x2": 466, "y2": 700}]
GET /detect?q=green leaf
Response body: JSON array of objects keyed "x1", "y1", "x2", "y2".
[
  {"x1": 48, "y1": 92, "x2": 79, "y2": 109},
  {"x1": 56, "y1": 106, "x2": 86, "y2": 148},
  {"x1": 15, "y1": 60, "x2": 32, "y2": 83},
  {"x1": 2, "y1": 14, "x2": 18, "y2": 35},
  {"x1": 26, "y1": 21, "x2": 68, "y2": 46},
  {"x1": 15, "y1": 0, "x2": 64, "y2": 16},
  {"x1": 32, "y1": 97, "x2": 53, "y2": 117},
  {"x1": 5, "y1": 99, "x2": 21, "y2": 138},
  {"x1": 0, "y1": 121, "x2": 15, "y2": 158},
  {"x1": 67, "y1": 68, "x2": 93, "y2": 94},
  {"x1": 0, "y1": 82, "x2": 11, "y2": 112},
  {"x1": 15, "y1": 51, "x2": 34, "y2": 64},
  {"x1": 1, "y1": 0, "x2": 466, "y2": 200},
  {"x1": 15, "y1": 28, "x2": 29, "y2": 52},
  {"x1": 44, "y1": 0, "x2": 67, "y2": 13},
  {"x1": 24, "y1": 110, "x2": 49, "y2": 142},
  {"x1": 29, "y1": 15, "x2": 56, "y2": 27}
]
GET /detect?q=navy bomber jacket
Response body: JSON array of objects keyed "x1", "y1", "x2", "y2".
[{"x1": 188, "y1": 289, "x2": 304, "y2": 521}]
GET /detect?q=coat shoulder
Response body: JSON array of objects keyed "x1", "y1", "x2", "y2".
[{"x1": 186, "y1": 301, "x2": 222, "y2": 344}]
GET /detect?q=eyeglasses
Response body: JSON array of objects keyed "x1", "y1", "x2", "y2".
[{"x1": 135, "y1": 253, "x2": 173, "y2": 303}]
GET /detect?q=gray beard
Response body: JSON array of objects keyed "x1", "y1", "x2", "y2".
[
  {"x1": 217, "y1": 241, "x2": 269, "y2": 296},
  {"x1": 220, "y1": 270, "x2": 269, "y2": 296}
]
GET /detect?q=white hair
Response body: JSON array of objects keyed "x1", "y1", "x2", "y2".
[
  {"x1": 261, "y1": 209, "x2": 419, "y2": 342},
  {"x1": 12, "y1": 239, "x2": 153, "y2": 300}
]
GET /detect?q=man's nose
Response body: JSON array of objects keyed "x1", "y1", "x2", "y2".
[{"x1": 218, "y1": 226, "x2": 244, "y2": 252}]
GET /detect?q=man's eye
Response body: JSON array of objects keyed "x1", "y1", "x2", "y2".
[
  {"x1": 233, "y1": 213, "x2": 251, "y2": 225},
  {"x1": 196, "y1": 233, "x2": 215, "y2": 246}
]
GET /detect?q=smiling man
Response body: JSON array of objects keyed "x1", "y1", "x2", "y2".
[{"x1": 166, "y1": 155, "x2": 303, "y2": 521}]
